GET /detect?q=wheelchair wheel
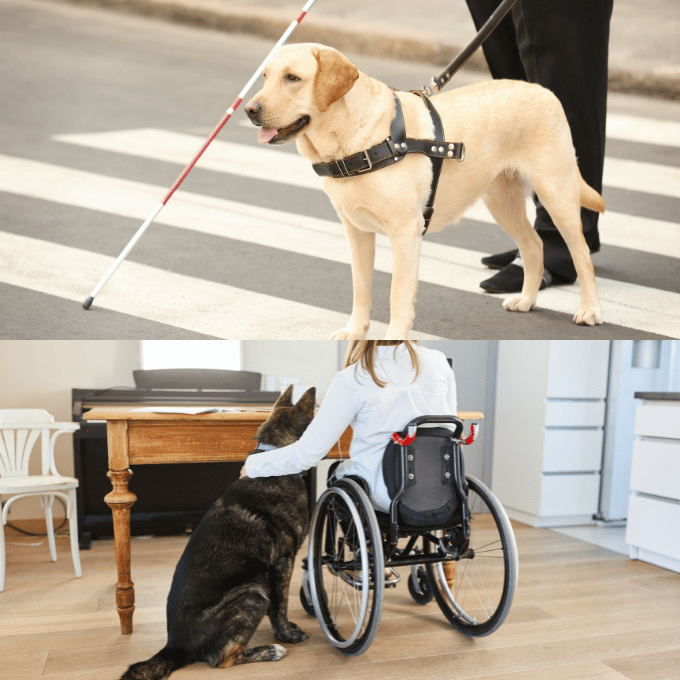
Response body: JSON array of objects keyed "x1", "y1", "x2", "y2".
[
  {"x1": 426, "y1": 475, "x2": 518, "y2": 637},
  {"x1": 307, "y1": 478, "x2": 384, "y2": 656},
  {"x1": 299, "y1": 572, "x2": 315, "y2": 617},
  {"x1": 408, "y1": 566, "x2": 434, "y2": 605}
]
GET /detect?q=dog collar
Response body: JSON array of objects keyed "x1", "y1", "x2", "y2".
[
  {"x1": 311, "y1": 91, "x2": 465, "y2": 235},
  {"x1": 254, "y1": 443, "x2": 278, "y2": 452},
  {"x1": 251, "y1": 442, "x2": 304, "y2": 478}
]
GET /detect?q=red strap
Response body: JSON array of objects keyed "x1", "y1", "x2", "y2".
[
  {"x1": 392, "y1": 425, "x2": 417, "y2": 446},
  {"x1": 463, "y1": 423, "x2": 477, "y2": 445}
]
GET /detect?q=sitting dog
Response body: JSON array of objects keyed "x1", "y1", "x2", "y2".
[
  {"x1": 120, "y1": 385, "x2": 314, "y2": 679},
  {"x1": 245, "y1": 43, "x2": 605, "y2": 339}
]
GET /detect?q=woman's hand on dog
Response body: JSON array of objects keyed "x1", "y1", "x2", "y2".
[{"x1": 239, "y1": 465, "x2": 248, "y2": 479}]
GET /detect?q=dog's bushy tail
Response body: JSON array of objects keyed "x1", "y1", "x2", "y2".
[
  {"x1": 578, "y1": 170, "x2": 605, "y2": 214},
  {"x1": 119, "y1": 647, "x2": 190, "y2": 680}
]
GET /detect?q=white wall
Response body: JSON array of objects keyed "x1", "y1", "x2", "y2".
[
  {"x1": 241, "y1": 341, "x2": 342, "y2": 402},
  {"x1": 421, "y1": 340, "x2": 495, "y2": 483},
  {"x1": 0, "y1": 341, "x2": 142, "y2": 519}
]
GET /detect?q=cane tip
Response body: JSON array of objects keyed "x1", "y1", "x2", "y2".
[{"x1": 82, "y1": 296, "x2": 94, "y2": 310}]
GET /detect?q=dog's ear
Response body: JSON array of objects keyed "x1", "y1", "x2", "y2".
[
  {"x1": 312, "y1": 47, "x2": 359, "y2": 113},
  {"x1": 293, "y1": 386, "x2": 316, "y2": 417},
  {"x1": 272, "y1": 384, "x2": 295, "y2": 410}
]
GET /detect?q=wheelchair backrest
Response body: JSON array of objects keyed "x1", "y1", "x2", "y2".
[{"x1": 382, "y1": 416, "x2": 468, "y2": 528}]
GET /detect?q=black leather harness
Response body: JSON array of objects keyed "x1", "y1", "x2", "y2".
[{"x1": 312, "y1": 91, "x2": 465, "y2": 235}]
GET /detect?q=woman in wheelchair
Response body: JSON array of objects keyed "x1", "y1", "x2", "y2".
[
  {"x1": 243, "y1": 341, "x2": 458, "y2": 508},
  {"x1": 243, "y1": 341, "x2": 517, "y2": 656}
]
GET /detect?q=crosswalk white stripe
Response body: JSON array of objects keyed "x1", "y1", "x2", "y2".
[
  {"x1": 464, "y1": 201, "x2": 680, "y2": 258},
  {"x1": 0, "y1": 231, "x2": 440, "y2": 340},
  {"x1": 603, "y1": 156, "x2": 680, "y2": 200},
  {"x1": 607, "y1": 113, "x2": 680, "y2": 149},
  {"x1": 54, "y1": 127, "x2": 680, "y2": 202},
  {"x1": 1, "y1": 154, "x2": 678, "y2": 337},
  {"x1": 51, "y1": 130, "x2": 680, "y2": 257},
  {"x1": 53, "y1": 129, "x2": 322, "y2": 191}
]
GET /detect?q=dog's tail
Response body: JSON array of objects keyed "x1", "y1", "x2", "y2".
[
  {"x1": 119, "y1": 647, "x2": 190, "y2": 680},
  {"x1": 578, "y1": 170, "x2": 605, "y2": 214}
]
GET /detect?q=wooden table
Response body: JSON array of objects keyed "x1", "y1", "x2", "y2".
[{"x1": 84, "y1": 406, "x2": 483, "y2": 634}]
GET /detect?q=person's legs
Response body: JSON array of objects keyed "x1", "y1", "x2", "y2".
[
  {"x1": 465, "y1": 0, "x2": 525, "y2": 272},
  {"x1": 469, "y1": 0, "x2": 613, "y2": 286},
  {"x1": 514, "y1": 0, "x2": 612, "y2": 281}
]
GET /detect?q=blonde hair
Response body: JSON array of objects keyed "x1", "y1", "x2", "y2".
[{"x1": 343, "y1": 340, "x2": 420, "y2": 387}]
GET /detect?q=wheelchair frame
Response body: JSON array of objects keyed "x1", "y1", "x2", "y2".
[{"x1": 301, "y1": 415, "x2": 518, "y2": 656}]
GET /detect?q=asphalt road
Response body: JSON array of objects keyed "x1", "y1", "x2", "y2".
[{"x1": 2, "y1": 0, "x2": 679, "y2": 339}]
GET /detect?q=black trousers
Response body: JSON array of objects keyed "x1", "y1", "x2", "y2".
[{"x1": 464, "y1": 0, "x2": 613, "y2": 281}]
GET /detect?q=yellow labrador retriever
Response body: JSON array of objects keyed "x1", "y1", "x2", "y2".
[{"x1": 245, "y1": 43, "x2": 604, "y2": 339}]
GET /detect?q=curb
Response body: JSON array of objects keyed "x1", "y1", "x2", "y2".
[{"x1": 50, "y1": 0, "x2": 680, "y2": 101}]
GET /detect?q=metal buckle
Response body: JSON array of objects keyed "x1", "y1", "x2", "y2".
[
  {"x1": 458, "y1": 142, "x2": 465, "y2": 163},
  {"x1": 356, "y1": 150, "x2": 374, "y2": 174},
  {"x1": 420, "y1": 77, "x2": 438, "y2": 97}
]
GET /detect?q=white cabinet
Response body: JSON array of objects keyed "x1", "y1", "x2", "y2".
[
  {"x1": 491, "y1": 341, "x2": 610, "y2": 527},
  {"x1": 626, "y1": 395, "x2": 680, "y2": 573}
]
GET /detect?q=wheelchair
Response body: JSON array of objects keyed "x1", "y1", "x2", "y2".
[{"x1": 300, "y1": 415, "x2": 518, "y2": 656}]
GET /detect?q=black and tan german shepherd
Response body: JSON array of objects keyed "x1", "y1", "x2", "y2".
[{"x1": 120, "y1": 385, "x2": 315, "y2": 680}]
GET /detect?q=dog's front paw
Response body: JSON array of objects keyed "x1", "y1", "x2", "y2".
[
  {"x1": 573, "y1": 306, "x2": 603, "y2": 326},
  {"x1": 276, "y1": 622, "x2": 309, "y2": 644},
  {"x1": 502, "y1": 294, "x2": 536, "y2": 313}
]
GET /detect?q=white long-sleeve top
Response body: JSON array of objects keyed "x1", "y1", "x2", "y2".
[{"x1": 244, "y1": 344, "x2": 457, "y2": 512}]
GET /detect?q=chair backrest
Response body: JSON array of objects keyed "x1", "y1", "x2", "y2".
[
  {"x1": 383, "y1": 416, "x2": 467, "y2": 529},
  {"x1": 0, "y1": 409, "x2": 54, "y2": 478},
  {"x1": 132, "y1": 368, "x2": 262, "y2": 391}
]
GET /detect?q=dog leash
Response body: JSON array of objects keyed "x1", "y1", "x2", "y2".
[
  {"x1": 421, "y1": 0, "x2": 518, "y2": 95},
  {"x1": 312, "y1": 91, "x2": 464, "y2": 234}
]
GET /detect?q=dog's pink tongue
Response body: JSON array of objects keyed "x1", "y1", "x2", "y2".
[{"x1": 258, "y1": 127, "x2": 278, "y2": 144}]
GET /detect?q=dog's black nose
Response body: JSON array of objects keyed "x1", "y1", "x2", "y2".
[{"x1": 244, "y1": 101, "x2": 261, "y2": 121}]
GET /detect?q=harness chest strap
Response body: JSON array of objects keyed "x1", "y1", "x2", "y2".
[{"x1": 312, "y1": 91, "x2": 465, "y2": 235}]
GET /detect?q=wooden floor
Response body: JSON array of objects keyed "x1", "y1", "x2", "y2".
[{"x1": 2, "y1": 521, "x2": 680, "y2": 680}]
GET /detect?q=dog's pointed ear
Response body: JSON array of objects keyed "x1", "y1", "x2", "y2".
[
  {"x1": 273, "y1": 384, "x2": 295, "y2": 410},
  {"x1": 312, "y1": 47, "x2": 359, "y2": 113},
  {"x1": 293, "y1": 386, "x2": 316, "y2": 417}
]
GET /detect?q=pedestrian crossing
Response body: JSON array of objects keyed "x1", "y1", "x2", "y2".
[
  {"x1": 1, "y1": 110, "x2": 679, "y2": 339},
  {"x1": 52, "y1": 126, "x2": 680, "y2": 258}
]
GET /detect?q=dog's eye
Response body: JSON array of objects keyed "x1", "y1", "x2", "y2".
[{"x1": 285, "y1": 74, "x2": 301, "y2": 83}]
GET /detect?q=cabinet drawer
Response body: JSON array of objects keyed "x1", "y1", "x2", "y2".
[
  {"x1": 635, "y1": 404, "x2": 680, "y2": 439},
  {"x1": 631, "y1": 440, "x2": 680, "y2": 501},
  {"x1": 540, "y1": 473, "x2": 601, "y2": 517},
  {"x1": 626, "y1": 495, "x2": 680, "y2": 561},
  {"x1": 544, "y1": 401, "x2": 606, "y2": 428},
  {"x1": 543, "y1": 429, "x2": 604, "y2": 472}
]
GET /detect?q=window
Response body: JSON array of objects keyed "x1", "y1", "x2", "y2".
[{"x1": 140, "y1": 341, "x2": 241, "y2": 370}]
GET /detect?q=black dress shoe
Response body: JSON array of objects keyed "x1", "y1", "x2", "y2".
[
  {"x1": 480, "y1": 263, "x2": 550, "y2": 294},
  {"x1": 481, "y1": 249, "x2": 518, "y2": 270}
]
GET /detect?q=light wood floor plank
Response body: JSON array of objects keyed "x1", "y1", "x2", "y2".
[{"x1": 602, "y1": 649, "x2": 680, "y2": 680}]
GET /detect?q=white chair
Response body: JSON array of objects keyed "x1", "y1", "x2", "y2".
[{"x1": 0, "y1": 409, "x2": 82, "y2": 592}]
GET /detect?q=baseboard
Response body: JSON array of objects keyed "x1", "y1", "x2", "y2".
[{"x1": 504, "y1": 507, "x2": 596, "y2": 528}]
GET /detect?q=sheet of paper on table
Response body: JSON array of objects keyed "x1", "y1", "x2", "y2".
[{"x1": 130, "y1": 406, "x2": 242, "y2": 414}]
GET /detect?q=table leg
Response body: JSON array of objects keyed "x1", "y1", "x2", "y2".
[{"x1": 105, "y1": 469, "x2": 137, "y2": 634}]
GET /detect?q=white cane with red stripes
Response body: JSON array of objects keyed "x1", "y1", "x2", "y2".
[{"x1": 82, "y1": 0, "x2": 318, "y2": 310}]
